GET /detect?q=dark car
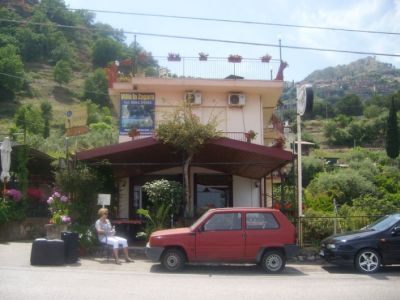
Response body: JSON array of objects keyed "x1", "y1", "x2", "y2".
[{"x1": 320, "y1": 214, "x2": 400, "y2": 273}]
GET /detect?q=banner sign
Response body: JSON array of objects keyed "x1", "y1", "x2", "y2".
[{"x1": 119, "y1": 93, "x2": 155, "y2": 135}]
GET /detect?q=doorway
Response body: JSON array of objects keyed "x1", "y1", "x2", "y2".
[{"x1": 194, "y1": 174, "x2": 232, "y2": 217}]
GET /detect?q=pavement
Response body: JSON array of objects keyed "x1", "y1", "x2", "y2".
[
  {"x1": 1, "y1": 241, "x2": 400, "y2": 300},
  {"x1": 0, "y1": 239, "x2": 321, "y2": 271}
]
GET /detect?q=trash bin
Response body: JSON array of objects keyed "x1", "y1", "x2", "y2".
[{"x1": 61, "y1": 231, "x2": 79, "y2": 263}]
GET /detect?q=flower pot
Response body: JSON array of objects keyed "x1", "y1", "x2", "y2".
[{"x1": 45, "y1": 223, "x2": 68, "y2": 239}]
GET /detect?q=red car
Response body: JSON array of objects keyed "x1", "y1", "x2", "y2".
[{"x1": 146, "y1": 208, "x2": 299, "y2": 273}]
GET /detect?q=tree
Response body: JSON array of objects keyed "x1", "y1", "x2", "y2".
[
  {"x1": 306, "y1": 168, "x2": 376, "y2": 206},
  {"x1": 157, "y1": 104, "x2": 220, "y2": 216},
  {"x1": 14, "y1": 104, "x2": 44, "y2": 142},
  {"x1": 386, "y1": 98, "x2": 399, "y2": 159},
  {"x1": 0, "y1": 45, "x2": 24, "y2": 100},
  {"x1": 92, "y1": 37, "x2": 121, "y2": 67},
  {"x1": 53, "y1": 60, "x2": 72, "y2": 86},
  {"x1": 336, "y1": 94, "x2": 363, "y2": 116},
  {"x1": 83, "y1": 69, "x2": 110, "y2": 106},
  {"x1": 40, "y1": 102, "x2": 53, "y2": 138}
]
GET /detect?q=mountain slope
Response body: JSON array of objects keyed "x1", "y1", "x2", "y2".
[{"x1": 303, "y1": 56, "x2": 400, "y2": 99}]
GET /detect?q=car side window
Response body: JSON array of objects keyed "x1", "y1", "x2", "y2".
[
  {"x1": 204, "y1": 213, "x2": 242, "y2": 231},
  {"x1": 246, "y1": 212, "x2": 279, "y2": 230}
]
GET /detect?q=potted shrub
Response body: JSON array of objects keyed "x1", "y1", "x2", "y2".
[
  {"x1": 228, "y1": 54, "x2": 242, "y2": 63},
  {"x1": 245, "y1": 130, "x2": 257, "y2": 142},
  {"x1": 198, "y1": 52, "x2": 209, "y2": 61},
  {"x1": 45, "y1": 192, "x2": 71, "y2": 239},
  {"x1": 261, "y1": 54, "x2": 272, "y2": 63},
  {"x1": 167, "y1": 53, "x2": 181, "y2": 61}
]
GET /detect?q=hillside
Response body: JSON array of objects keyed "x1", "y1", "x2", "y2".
[{"x1": 304, "y1": 56, "x2": 400, "y2": 99}]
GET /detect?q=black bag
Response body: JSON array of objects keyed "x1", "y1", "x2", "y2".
[
  {"x1": 30, "y1": 238, "x2": 65, "y2": 266},
  {"x1": 61, "y1": 231, "x2": 80, "y2": 264}
]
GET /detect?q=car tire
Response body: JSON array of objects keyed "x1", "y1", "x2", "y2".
[
  {"x1": 161, "y1": 248, "x2": 185, "y2": 272},
  {"x1": 261, "y1": 250, "x2": 286, "y2": 273},
  {"x1": 355, "y1": 249, "x2": 381, "y2": 273}
]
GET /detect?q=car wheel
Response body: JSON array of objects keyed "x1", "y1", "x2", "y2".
[
  {"x1": 161, "y1": 248, "x2": 185, "y2": 272},
  {"x1": 355, "y1": 249, "x2": 381, "y2": 273},
  {"x1": 261, "y1": 250, "x2": 286, "y2": 273}
]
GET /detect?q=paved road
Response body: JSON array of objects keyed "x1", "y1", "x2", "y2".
[{"x1": 1, "y1": 241, "x2": 400, "y2": 300}]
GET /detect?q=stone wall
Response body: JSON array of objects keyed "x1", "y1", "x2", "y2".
[{"x1": 0, "y1": 218, "x2": 48, "y2": 241}]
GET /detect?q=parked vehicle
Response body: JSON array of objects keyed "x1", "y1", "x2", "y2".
[
  {"x1": 146, "y1": 208, "x2": 299, "y2": 273},
  {"x1": 320, "y1": 214, "x2": 400, "y2": 273}
]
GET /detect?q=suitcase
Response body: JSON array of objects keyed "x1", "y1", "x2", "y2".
[
  {"x1": 61, "y1": 231, "x2": 80, "y2": 264},
  {"x1": 30, "y1": 238, "x2": 65, "y2": 266}
]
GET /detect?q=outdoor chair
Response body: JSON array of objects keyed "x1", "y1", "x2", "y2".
[
  {"x1": 92, "y1": 225, "x2": 112, "y2": 260},
  {"x1": 92, "y1": 224, "x2": 124, "y2": 261}
]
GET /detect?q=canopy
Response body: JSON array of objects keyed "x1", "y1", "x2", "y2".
[{"x1": 76, "y1": 137, "x2": 293, "y2": 179}]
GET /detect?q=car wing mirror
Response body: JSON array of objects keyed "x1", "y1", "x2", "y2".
[{"x1": 198, "y1": 225, "x2": 205, "y2": 233}]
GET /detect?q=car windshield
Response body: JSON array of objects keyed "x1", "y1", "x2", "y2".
[
  {"x1": 364, "y1": 214, "x2": 400, "y2": 231},
  {"x1": 190, "y1": 210, "x2": 213, "y2": 231}
]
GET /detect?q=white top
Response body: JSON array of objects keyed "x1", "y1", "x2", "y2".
[{"x1": 95, "y1": 219, "x2": 114, "y2": 240}]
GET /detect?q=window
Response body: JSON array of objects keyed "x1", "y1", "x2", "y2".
[
  {"x1": 246, "y1": 213, "x2": 279, "y2": 230},
  {"x1": 204, "y1": 213, "x2": 242, "y2": 231}
]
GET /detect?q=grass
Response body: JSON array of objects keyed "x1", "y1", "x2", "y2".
[{"x1": 0, "y1": 63, "x2": 88, "y2": 136}]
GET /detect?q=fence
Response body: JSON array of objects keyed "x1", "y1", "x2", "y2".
[
  {"x1": 296, "y1": 215, "x2": 383, "y2": 246},
  {"x1": 155, "y1": 56, "x2": 281, "y2": 80}
]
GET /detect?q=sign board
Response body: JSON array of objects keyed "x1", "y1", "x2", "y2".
[
  {"x1": 97, "y1": 194, "x2": 111, "y2": 206},
  {"x1": 119, "y1": 93, "x2": 155, "y2": 135},
  {"x1": 65, "y1": 125, "x2": 90, "y2": 137}
]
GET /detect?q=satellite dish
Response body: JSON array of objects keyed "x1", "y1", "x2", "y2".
[{"x1": 296, "y1": 84, "x2": 314, "y2": 116}]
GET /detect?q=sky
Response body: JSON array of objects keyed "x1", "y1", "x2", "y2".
[{"x1": 64, "y1": 0, "x2": 400, "y2": 82}]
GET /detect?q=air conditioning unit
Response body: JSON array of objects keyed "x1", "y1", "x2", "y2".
[
  {"x1": 185, "y1": 92, "x2": 202, "y2": 105},
  {"x1": 228, "y1": 93, "x2": 246, "y2": 106}
]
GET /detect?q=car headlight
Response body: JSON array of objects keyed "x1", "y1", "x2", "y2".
[{"x1": 326, "y1": 243, "x2": 336, "y2": 249}]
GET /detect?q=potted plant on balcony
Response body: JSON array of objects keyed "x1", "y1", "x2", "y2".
[
  {"x1": 128, "y1": 128, "x2": 140, "y2": 138},
  {"x1": 167, "y1": 53, "x2": 181, "y2": 62},
  {"x1": 228, "y1": 54, "x2": 242, "y2": 63},
  {"x1": 245, "y1": 130, "x2": 257, "y2": 142},
  {"x1": 198, "y1": 52, "x2": 209, "y2": 61},
  {"x1": 261, "y1": 54, "x2": 272, "y2": 63}
]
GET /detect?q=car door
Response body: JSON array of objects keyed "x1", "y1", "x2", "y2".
[
  {"x1": 381, "y1": 222, "x2": 400, "y2": 263},
  {"x1": 244, "y1": 212, "x2": 281, "y2": 261},
  {"x1": 195, "y1": 212, "x2": 244, "y2": 262}
]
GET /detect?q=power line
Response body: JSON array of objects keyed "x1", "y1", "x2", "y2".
[
  {"x1": 68, "y1": 8, "x2": 400, "y2": 37},
  {"x1": 0, "y1": 18, "x2": 399, "y2": 58}
]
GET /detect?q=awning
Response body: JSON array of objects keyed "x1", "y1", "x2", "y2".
[{"x1": 76, "y1": 137, "x2": 293, "y2": 179}]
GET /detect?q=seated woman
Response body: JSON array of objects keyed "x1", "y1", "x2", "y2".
[{"x1": 95, "y1": 208, "x2": 133, "y2": 264}]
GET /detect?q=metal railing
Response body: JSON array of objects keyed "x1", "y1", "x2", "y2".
[
  {"x1": 118, "y1": 56, "x2": 282, "y2": 81},
  {"x1": 296, "y1": 215, "x2": 384, "y2": 246},
  {"x1": 131, "y1": 131, "x2": 249, "y2": 142}
]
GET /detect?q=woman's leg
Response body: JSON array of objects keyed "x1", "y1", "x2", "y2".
[
  {"x1": 105, "y1": 237, "x2": 121, "y2": 264},
  {"x1": 114, "y1": 237, "x2": 133, "y2": 261}
]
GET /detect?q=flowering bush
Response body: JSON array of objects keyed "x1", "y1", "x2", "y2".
[
  {"x1": 47, "y1": 192, "x2": 71, "y2": 225},
  {"x1": 5, "y1": 189, "x2": 23, "y2": 202},
  {"x1": 27, "y1": 187, "x2": 43, "y2": 202}
]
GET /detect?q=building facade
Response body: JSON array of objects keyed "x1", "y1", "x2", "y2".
[{"x1": 77, "y1": 58, "x2": 292, "y2": 219}]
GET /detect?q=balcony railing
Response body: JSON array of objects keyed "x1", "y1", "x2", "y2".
[
  {"x1": 130, "y1": 131, "x2": 250, "y2": 143},
  {"x1": 111, "y1": 56, "x2": 283, "y2": 84}
]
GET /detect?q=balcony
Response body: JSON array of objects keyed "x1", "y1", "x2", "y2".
[
  {"x1": 107, "y1": 55, "x2": 285, "y2": 88},
  {"x1": 129, "y1": 131, "x2": 253, "y2": 143}
]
